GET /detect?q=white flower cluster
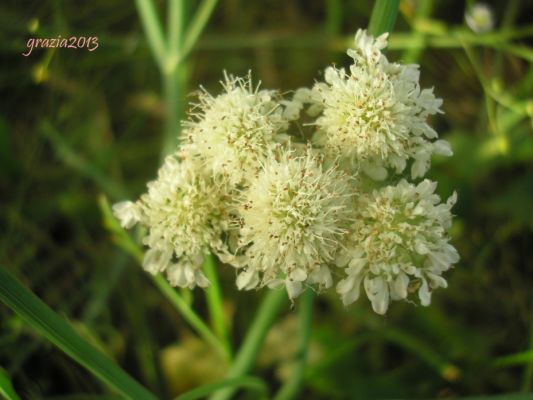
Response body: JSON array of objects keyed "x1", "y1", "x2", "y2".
[{"x1": 114, "y1": 30, "x2": 458, "y2": 314}]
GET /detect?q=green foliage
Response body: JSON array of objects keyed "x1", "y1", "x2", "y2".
[
  {"x1": 1, "y1": 0, "x2": 532, "y2": 398},
  {"x1": 0, "y1": 269, "x2": 157, "y2": 400}
]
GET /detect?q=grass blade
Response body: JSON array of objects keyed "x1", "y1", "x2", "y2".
[
  {"x1": 180, "y1": 0, "x2": 218, "y2": 61},
  {"x1": 176, "y1": 376, "x2": 268, "y2": 400},
  {"x1": 494, "y1": 350, "x2": 533, "y2": 367},
  {"x1": 368, "y1": 0, "x2": 400, "y2": 36},
  {"x1": 0, "y1": 268, "x2": 158, "y2": 400},
  {"x1": 0, "y1": 367, "x2": 21, "y2": 400}
]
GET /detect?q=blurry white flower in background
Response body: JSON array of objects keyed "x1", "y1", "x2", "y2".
[{"x1": 465, "y1": 3, "x2": 495, "y2": 34}]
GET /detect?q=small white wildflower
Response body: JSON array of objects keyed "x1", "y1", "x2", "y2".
[
  {"x1": 113, "y1": 155, "x2": 228, "y2": 289},
  {"x1": 465, "y1": 3, "x2": 495, "y2": 34},
  {"x1": 233, "y1": 146, "x2": 354, "y2": 299},
  {"x1": 181, "y1": 72, "x2": 289, "y2": 185},
  {"x1": 336, "y1": 179, "x2": 459, "y2": 314},
  {"x1": 310, "y1": 29, "x2": 449, "y2": 180}
]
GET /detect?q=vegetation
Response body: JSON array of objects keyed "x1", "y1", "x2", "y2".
[{"x1": 0, "y1": 0, "x2": 532, "y2": 398}]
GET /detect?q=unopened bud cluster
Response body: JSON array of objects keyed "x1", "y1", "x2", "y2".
[{"x1": 114, "y1": 30, "x2": 458, "y2": 314}]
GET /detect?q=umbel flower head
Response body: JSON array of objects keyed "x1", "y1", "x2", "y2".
[
  {"x1": 113, "y1": 155, "x2": 228, "y2": 289},
  {"x1": 114, "y1": 29, "x2": 459, "y2": 315},
  {"x1": 302, "y1": 29, "x2": 452, "y2": 180},
  {"x1": 231, "y1": 146, "x2": 354, "y2": 299},
  {"x1": 336, "y1": 179, "x2": 459, "y2": 314}
]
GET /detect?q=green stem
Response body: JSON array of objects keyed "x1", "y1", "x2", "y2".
[
  {"x1": 203, "y1": 254, "x2": 232, "y2": 357},
  {"x1": 152, "y1": 275, "x2": 231, "y2": 362},
  {"x1": 135, "y1": 0, "x2": 167, "y2": 69},
  {"x1": 209, "y1": 290, "x2": 288, "y2": 400},
  {"x1": 99, "y1": 196, "x2": 230, "y2": 362},
  {"x1": 522, "y1": 299, "x2": 533, "y2": 391},
  {"x1": 367, "y1": 0, "x2": 400, "y2": 37},
  {"x1": 273, "y1": 289, "x2": 314, "y2": 400},
  {"x1": 402, "y1": 0, "x2": 434, "y2": 63},
  {"x1": 161, "y1": 66, "x2": 187, "y2": 157},
  {"x1": 168, "y1": 0, "x2": 185, "y2": 57},
  {"x1": 179, "y1": 0, "x2": 219, "y2": 63}
]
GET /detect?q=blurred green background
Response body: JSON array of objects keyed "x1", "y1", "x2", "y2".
[{"x1": 1, "y1": 0, "x2": 532, "y2": 398}]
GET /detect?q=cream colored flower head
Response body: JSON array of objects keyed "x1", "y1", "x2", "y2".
[
  {"x1": 181, "y1": 72, "x2": 294, "y2": 186},
  {"x1": 113, "y1": 30, "x2": 458, "y2": 315},
  {"x1": 113, "y1": 155, "x2": 228, "y2": 289},
  {"x1": 336, "y1": 179, "x2": 459, "y2": 314},
  {"x1": 233, "y1": 145, "x2": 355, "y2": 299},
  {"x1": 306, "y1": 29, "x2": 451, "y2": 180}
]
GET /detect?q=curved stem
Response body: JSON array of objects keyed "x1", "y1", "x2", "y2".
[
  {"x1": 209, "y1": 289, "x2": 288, "y2": 400},
  {"x1": 135, "y1": 0, "x2": 167, "y2": 69},
  {"x1": 273, "y1": 289, "x2": 314, "y2": 400},
  {"x1": 180, "y1": 0, "x2": 219, "y2": 62},
  {"x1": 152, "y1": 275, "x2": 231, "y2": 362},
  {"x1": 203, "y1": 254, "x2": 232, "y2": 357}
]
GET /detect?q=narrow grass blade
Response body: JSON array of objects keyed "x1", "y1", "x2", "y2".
[
  {"x1": 180, "y1": 0, "x2": 218, "y2": 61},
  {"x1": 176, "y1": 376, "x2": 268, "y2": 400},
  {"x1": 383, "y1": 328, "x2": 460, "y2": 382},
  {"x1": 494, "y1": 350, "x2": 533, "y2": 367},
  {"x1": 368, "y1": 0, "x2": 400, "y2": 36},
  {"x1": 0, "y1": 367, "x2": 21, "y2": 400},
  {"x1": 0, "y1": 268, "x2": 158, "y2": 400},
  {"x1": 41, "y1": 123, "x2": 128, "y2": 201},
  {"x1": 44, "y1": 396, "x2": 123, "y2": 400}
]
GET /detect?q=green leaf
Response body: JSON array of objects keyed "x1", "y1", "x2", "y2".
[
  {"x1": 0, "y1": 367, "x2": 21, "y2": 400},
  {"x1": 175, "y1": 376, "x2": 268, "y2": 400},
  {"x1": 493, "y1": 350, "x2": 533, "y2": 367},
  {"x1": 0, "y1": 268, "x2": 157, "y2": 400},
  {"x1": 367, "y1": 0, "x2": 400, "y2": 36}
]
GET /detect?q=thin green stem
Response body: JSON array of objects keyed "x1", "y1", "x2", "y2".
[
  {"x1": 522, "y1": 300, "x2": 533, "y2": 391},
  {"x1": 135, "y1": 0, "x2": 167, "y2": 69},
  {"x1": 209, "y1": 290, "x2": 288, "y2": 400},
  {"x1": 161, "y1": 65, "x2": 187, "y2": 157},
  {"x1": 273, "y1": 289, "x2": 314, "y2": 400},
  {"x1": 179, "y1": 0, "x2": 218, "y2": 62},
  {"x1": 203, "y1": 254, "x2": 232, "y2": 357},
  {"x1": 99, "y1": 196, "x2": 230, "y2": 362},
  {"x1": 368, "y1": 0, "x2": 400, "y2": 37},
  {"x1": 176, "y1": 376, "x2": 268, "y2": 400},
  {"x1": 152, "y1": 275, "x2": 231, "y2": 362},
  {"x1": 168, "y1": 0, "x2": 185, "y2": 59},
  {"x1": 402, "y1": 0, "x2": 434, "y2": 63}
]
